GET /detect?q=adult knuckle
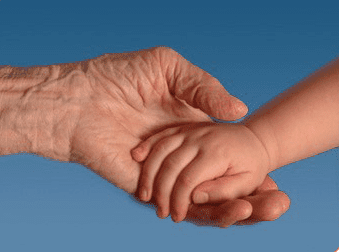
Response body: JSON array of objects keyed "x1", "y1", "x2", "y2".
[{"x1": 158, "y1": 46, "x2": 176, "y2": 54}]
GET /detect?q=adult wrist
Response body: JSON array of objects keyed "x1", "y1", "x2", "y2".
[{"x1": 0, "y1": 64, "x2": 89, "y2": 161}]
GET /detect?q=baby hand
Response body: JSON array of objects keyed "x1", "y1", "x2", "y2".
[{"x1": 131, "y1": 122, "x2": 271, "y2": 223}]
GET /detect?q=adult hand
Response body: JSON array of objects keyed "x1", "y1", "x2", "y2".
[
  {"x1": 69, "y1": 46, "x2": 248, "y2": 193},
  {"x1": 1, "y1": 46, "x2": 289, "y2": 227},
  {"x1": 68, "y1": 46, "x2": 290, "y2": 226},
  {"x1": 185, "y1": 176, "x2": 290, "y2": 227}
]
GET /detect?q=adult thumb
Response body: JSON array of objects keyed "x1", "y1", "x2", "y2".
[{"x1": 159, "y1": 47, "x2": 248, "y2": 121}]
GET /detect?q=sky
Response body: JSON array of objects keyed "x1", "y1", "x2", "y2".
[{"x1": 0, "y1": 1, "x2": 338, "y2": 251}]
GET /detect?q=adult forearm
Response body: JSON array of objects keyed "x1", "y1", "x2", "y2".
[
  {"x1": 0, "y1": 63, "x2": 88, "y2": 161},
  {"x1": 242, "y1": 58, "x2": 339, "y2": 171}
]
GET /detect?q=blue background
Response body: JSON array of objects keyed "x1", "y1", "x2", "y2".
[{"x1": 0, "y1": 1, "x2": 338, "y2": 251}]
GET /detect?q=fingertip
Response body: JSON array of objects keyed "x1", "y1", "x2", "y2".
[
  {"x1": 139, "y1": 186, "x2": 150, "y2": 202},
  {"x1": 157, "y1": 206, "x2": 170, "y2": 219},
  {"x1": 131, "y1": 146, "x2": 146, "y2": 162},
  {"x1": 264, "y1": 191, "x2": 290, "y2": 220},
  {"x1": 207, "y1": 95, "x2": 248, "y2": 121},
  {"x1": 171, "y1": 212, "x2": 184, "y2": 223},
  {"x1": 218, "y1": 97, "x2": 248, "y2": 121},
  {"x1": 216, "y1": 199, "x2": 253, "y2": 228},
  {"x1": 243, "y1": 190, "x2": 290, "y2": 222},
  {"x1": 171, "y1": 203, "x2": 189, "y2": 223},
  {"x1": 233, "y1": 99, "x2": 249, "y2": 119}
]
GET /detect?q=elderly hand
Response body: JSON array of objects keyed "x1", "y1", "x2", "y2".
[
  {"x1": 184, "y1": 176, "x2": 290, "y2": 227},
  {"x1": 0, "y1": 47, "x2": 289, "y2": 227},
  {"x1": 70, "y1": 47, "x2": 248, "y2": 193}
]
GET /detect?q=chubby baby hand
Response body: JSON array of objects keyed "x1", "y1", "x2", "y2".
[{"x1": 131, "y1": 122, "x2": 271, "y2": 223}]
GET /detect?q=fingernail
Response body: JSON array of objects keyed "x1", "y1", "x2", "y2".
[
  {"x1": 157, "y1": 208, "x2": 162, "y2": 218},
  {"x1": 171, "y1": 212, "x2": 183, "y2": 223},
  {"x1": 140, "y1": 187, "x2": 148, "y2": 201},
  {"x1": 193, "y1": 192, "x2": 209, "y2": 204},
  {"x1": 157, "y1": 208, "x2": 166, "y2": 219},
  {"x1": 234, "y1": 100, "x2": 248, "y2": 115},
  {"x1": 171, "y1": 213, "x2": 179, "y2": 223}
]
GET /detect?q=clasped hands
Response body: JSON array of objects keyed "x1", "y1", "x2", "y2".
[{"x1": 63, "y1": 47, "x2": 290, "y2": 227}]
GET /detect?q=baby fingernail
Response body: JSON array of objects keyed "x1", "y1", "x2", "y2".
[
  {"x1": 140, "y1": 187, "x2": 148, "y2": 201},
  {"x1": 193, "y1": 192, "x2": 209, "y2": 204},
  {"x1": 171, "y1": 212, "x2": 182, "y2": 223},
  {"x1": 172, "y1": 215, "x2": 178, "y2": 223},
  {"x1": 157, "y1": 208, "x2": 165, "y2": 219}
]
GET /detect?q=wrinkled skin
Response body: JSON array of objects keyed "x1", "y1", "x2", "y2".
[{"x1": 67, "y1": 47, "x2": 290, "y2": 227}]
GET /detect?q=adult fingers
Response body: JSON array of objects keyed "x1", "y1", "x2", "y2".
[
  {"x1": 240, "y1": 175, "x2": 290, "y2": 223},
  {"x1": 157, "y1": 47, "x2": 248, "y2": 121},
  {"x1": 186, "y1": 175, "x2": 290, "y2": 227},
  {"x1": 236, "y1": 175, "x2": 290, "y2": 224},
  {"x1": 186, "y1": 189, "x2": 290, "y2": 227},
  {"x1": 185, "y1": 199, "x2": 253, "y2": 228},
  {"x1": 236, "y1": 190, "x2": 290, "y2": 225}
]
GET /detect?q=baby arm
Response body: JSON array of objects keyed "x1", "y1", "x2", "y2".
[
  {"x1": 132, "y1": 57, "x2": 339, "y2": 223},
  {"x1": 189, "y1": 57, "x2": 339, "y2": 220},
  {"x1": 132, "y1": 122, "x2": 271, "y2": 222},
  {"x1": 242, "y1": 57, "x2": 339, "y2": 171}
]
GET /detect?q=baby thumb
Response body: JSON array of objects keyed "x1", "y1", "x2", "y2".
[{"x1": 192, "y1": 174, "x2": 255, "y2": 204}]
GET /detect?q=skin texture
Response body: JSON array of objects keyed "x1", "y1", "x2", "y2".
[
  {"x1": 133, "y1": 53, "x2": 339, "y2": 226},
  {"x1": 185, "y1": 176, "x2": 289, "y2": 227},
  {"x1": 0, "y1": 47, "x2": 290, "y2": 227},
  {"x1": 132, "y1": 122, "x2": 271, "y2": 222},
  {"x1": 243, "y1": 57, "x2": 339, "y2": 171}
]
